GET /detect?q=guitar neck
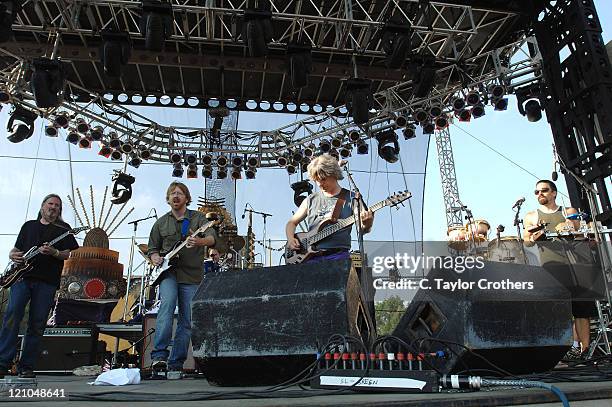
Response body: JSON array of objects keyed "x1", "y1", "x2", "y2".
[
  {"x1": 166, "y1": 221, "x2": 214, "y2": 259},
  {"x1": 26, "y1": 230, "x2": 73, "y2": 260}
]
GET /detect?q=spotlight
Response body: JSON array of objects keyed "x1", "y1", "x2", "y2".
[
  {"x1": 524, "y1": 100, "x2": 542, "y2": 122},
  {"x1": 78, "y1": 137, "x2": 92, "y2": 149},
  {"x1": 30, "y1": 57, "x2": 65, "y2": 108},
  {"x1": 216, "y1": 155, "x2": 228, "y2": 167},
  {"x1": 329, "y1": 149, "x2": 340, "y2": 161},
  {"x1": 348, "y1": 130, "x2": 361, "y2": 143},
  {"x1": 100, "y1": 30, "x2": 131, "y2": 77},
  {"x1": 403, "y1": 125, "x2": 417, "y2": 139},
  {"x1": 172, "y1": 163, "x2": 184, "y2": 178},
  {"x1": 7, "y1": 107, "x2": 37, "y2": 143},
  {"x1": 110, "y1": 150, "x2": 123, "y2": 161},
  {"x1": 187, "y1": 164, "x2": 198, "y2": 178},
  {"x1": 301, "y1": 156, "x2": 311, "y2": 167},
  {"x1": 494, "y1": 97, "x2": 508, "y2": 111},
  {"x1": 170, "y1": 152, "x2": 182, "y2": 164},
  {"x1": 286, "y1": 163, "x2": 297, "y2": 174},
  {"x1": 217, "y1": 168, "x2": 227, "y2": 179},
  {"x1": 66, "y1": 130, "x2": 80, "y2": 145},
  {"x1": 287, "y1": 42, "x2": 312, "y2": 89},
  {"x1": 466, "y1": 91, "x2": 480, "y2": 106},
  {"x1": 110, "y1": 171, "x2": 135, "y2": 204},
  {"x1": 128, "y1": 154, "x2": 142, "y2": 168},
  {"x1": 340, "y1": 144, "x2": 352, "y2": 158},
  {"x1": 243, "y1": 8, "x2": 273, "y2": 57},
  {"x1": 434, "y1": 115, "x2": 449, "y2": 129},
  {"x1": 75, "y1": 118, "x2": 89, "y2": 134},
  {"x1": 394, "y1": 115, "x2": 408, "y2": 128},
  {"x1": 0, "y1": 0, "x2": 19, "y2": 42},
  {"x1": 121, "y1": 142, "x2": 134, "y2": 154},
  {"x1": 98, "y1": 145, "x2": 112, "y2": 158},
  {"x1": 381, "y1": 18, "x2": 412, "y2": 69},
  {"x1": 201, "y1": 166, "x2": 213, "y2": 178},
  {"x1": 457, "y1": 109, "x2": 471, "y2": 122},
  {"x1": 185, "y1": 153, "x2": 198, "y2": 165},
  {"x1": 139, "y1": 0, "x2": 173, "y2": 52},
  {"x1": 319, "y1": 139, "x2": 332, "y2": 153},
  {"x1": 231, "y1": 166, "x2": 242, "y2": 180},
  {"x1": 375, "y1": 129, "x2": 400, "y2": 163},
  {"x1": 140, "y1": 148, "x2": 152, "y2": 160},
  {"x1": 452, "y1": 97, "x2": 466, "y2": 111},
  {"x1": 245, "y1": 167, "x2": 257, "y2": 179},
  {"x1": 356, "y1": 140, "x2": 369, "y2": 155},
  {"x1": 331, "y1": 137, "x2": 343, "y2": 149},
  {"x1": 45, "y1": 125, "x2": 58, "y2": 137},
  {"x1": 304, "y1": 144, "x2": 315, "y2": 157},
  {"x1": 490, "y1": 84, "x2": 505, "y2": 99},
  {"x1": 90, "y1": 126, "x2": 104, "y2": 141},
  {"x1": 276, "y1": 154, "x2": 288, "y2": 167},
  {"x1": 471, "y1": 104, "x2": 485, "y2": 119},
  {"x1": 292, "y1": 150, "x2": 303, "y2": 163},
  {"x1": 202, "y1": 154, "x2": 213, "y2": 166},
  {"x1": 0, "y1": 90, "x2": 10, "y2": 103},
  {"x1": 290, "y1": 180, "x2": 313, "y2": 207},
  {"x1": 429, "y1": 104, "x2": 443, "y2": 118},
  {"x1": 231, "y1": 156, "x2": 243, "y2": 168},
  {"x1": 109, "y1": 134, "x2": 122, "y2": 149},
  {"x1": 412, "y1": 108, "x2": 428, "y2": 123},
  {"x1": 345, "y1": 78, "x2": 372, "y2": 125},
  {"x1": 422, "y1": 122, "x2": 435, "y2": 134},
  {"x1": 247, "y1": 156, "x2": 259, "y2": 168},
  {"x1": 53, "y1": 114, "x2": 69, "y2": 128}
]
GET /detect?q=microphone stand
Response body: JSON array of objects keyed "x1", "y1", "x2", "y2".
[
  {"x1": 512, "y1": 201, "x2": 529, "y2": 264},
  {"x1": 244, "y1": 208, "x2": 273, "y2": 266}
]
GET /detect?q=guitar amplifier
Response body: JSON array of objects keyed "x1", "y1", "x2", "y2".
[
  {"x1": 141, "y1": 313, "x2": 195, "y2": 371},
  {"x1": 18, "y1": 326, "x2": 106, "y2": 373}
]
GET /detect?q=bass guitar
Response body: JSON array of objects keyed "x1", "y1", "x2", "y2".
[
  {"x1": 149, "y1": 219, "x2": 219, "y2": 287},
  {"x1": 0, "y1": 226, "x2": 90, "y2": 289},
  {"x1": 285, "y1": 190, "x2": 411, "y2": 264}
]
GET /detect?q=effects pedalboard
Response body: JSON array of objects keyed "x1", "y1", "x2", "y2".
[{"x1": 310, "y1": 351, "x2": 443, "y2": 392}]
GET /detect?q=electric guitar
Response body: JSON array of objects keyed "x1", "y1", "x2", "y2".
[
  {"x1": 149, "y1": 219, "x2": 219, "y2": 287},
  {"x1": 0, "y1": 226, "x2": 89, "y2": 289},
  {"x1": 285, "y1": 191, "x2": 412, "y2": 264}
]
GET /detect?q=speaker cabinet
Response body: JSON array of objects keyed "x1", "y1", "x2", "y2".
[{"x1": 141, "y1": 312, "x2": 195, "y2": 371}]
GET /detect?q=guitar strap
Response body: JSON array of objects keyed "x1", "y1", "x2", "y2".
[
  {"x1": 330, "y1": 188, "x2": 350, "y2": 223},
  {"x1": 180, "y1": 210, "x2": 192, "y2": 239}
]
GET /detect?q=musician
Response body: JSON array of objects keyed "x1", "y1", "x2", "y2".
[
  {"x1": 285, "y1": 154, "x2": 374, "y2": 261},
  {"x1": 148, "y1": 182, "x2": 216, "y2": 374},
  {"x1": 523, "y1": 179, "x2": 597, "y2": 360},
  {"x1": 203, "y1": 248, "x2": 221, "y2": 275},
  {"x1": 0, "y1": 194, "x2": 78, "y2": 378}
]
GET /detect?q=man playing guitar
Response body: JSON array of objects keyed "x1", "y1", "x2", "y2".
[
  {"x1": 523, "y1": 179, "x2": 596, "y2": 361},
  {"x1": 0, "y1": 194, "x2": 79, "y2": 379},
  {"x1": 285, "y1": 154, "x2": 373, "y2": 262}
]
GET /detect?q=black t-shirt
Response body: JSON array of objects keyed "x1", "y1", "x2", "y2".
[{"x1": 14, "y1": 220, "x2": 79, "y2": 287}]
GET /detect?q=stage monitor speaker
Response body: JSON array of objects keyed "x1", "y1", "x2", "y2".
[
  {"x1": 392, "y1": 261, "x2": 573, "y2": 374},
  {"x1": 191, "y1": 258, "x2": 373, "y2": 385},
  {"x1": 141, "y1": 312, "x2": 195, "y2": 371},
  {"x1": 19, "y1": 326, "x2": 106, "y2": 373}
]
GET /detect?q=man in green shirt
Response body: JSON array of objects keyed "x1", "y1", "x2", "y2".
[{"x1": 148, "y1": 182, "x2": 216, "y2": 373}]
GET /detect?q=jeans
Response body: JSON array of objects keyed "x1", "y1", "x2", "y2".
[
  {"x1": 0, "y1": 279, "x2": 57, "y2": 371},
  {"x1": 151, "y1": 273, "x2": 198, "y2": 370}
]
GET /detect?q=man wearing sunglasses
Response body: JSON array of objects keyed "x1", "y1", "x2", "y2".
[{"x1": 523, "y1": 179, "x2": 597, "y2": 361}]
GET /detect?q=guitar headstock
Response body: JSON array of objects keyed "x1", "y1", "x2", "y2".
[
  {"x1": 386, "y1": 190, "x2": 412, "y2": 208},
  {"x1": 71, "y1": 226, "x2": 91, "y2": 234}
]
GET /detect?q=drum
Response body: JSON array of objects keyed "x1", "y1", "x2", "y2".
[
  {"x1": 447, "y1": 225, "x2": 467, "y2": 250},
  {"x1": 487, "y1": 237, "x2": 527, "y2": 264},
  {"x1": 466, "y1": 219, "x2": 490, "y2": 240}
]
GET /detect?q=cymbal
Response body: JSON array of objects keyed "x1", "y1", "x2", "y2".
[{"x1": 230, "y1": 236, "x2": 245, "y2": 251}]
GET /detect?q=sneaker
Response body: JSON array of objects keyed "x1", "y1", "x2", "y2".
[
  {"x1": 562, "y1": 346, "x2": 583, "y2": 361},
  {"x1": 18, "y1": 369, "x2": 36, "y2": 378},
  {"x1": 151, "y1": 360, "x2": 167, "y2": 371}
]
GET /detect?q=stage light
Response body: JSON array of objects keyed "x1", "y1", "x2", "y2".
[
  {"x1": 30, "y1": 57, "x2": 65, "y2": 108},
  {"x1": 403, "y1": 124, "x2": 416, "y2": 139},
  {"x1": 291, "y1": 150, "x2": 303, "y2": 163},
  {"x1": 0, "y1": 0, "x2": 18, "y2": 42},
  {"x1": 66, "y1": 130, "x2": 80, "y2": 145},
  {"x1": 429, "y1": 104, "x2": 443, "y2": 118},
  {"x1": 216, "y1": 168, "x2": 227, "y2": 179},
  {"x1": 394, "y1": 115, "x2": 408, "y2": 128},
  {"x1": 329, "y1": 149, "x2": 340, "y2": 161},
  {"x1": 304, "y1": 143, "x2": 315, "y2": 157},
  {"x1": 216, "y1": 155, "x2": 228, "y2": 167},
  {"x1": 170, "y1": 152, "x2": 182, "y2": 164},
  {"x1": 287, "y1": 42, "x2": 312, "y2": 89},
  {"x1": 172, "y1": 163, "x2": 184, "y2": 178},
  {"x1": 356, "y1": 140, "x2": 369, "y2": 155},
  {"x1": 201, "y1": 166, "x2": 213, "y2": 179},
  {"x1": 524, "y1": 99, "x2": 542, "y2": 122},
  {"x1": 54, "y1": 114, "x2": 69, "y2": 128},
  {"x1": 45, "y1": 125, "x2": 58, "y2": 137},
  {"x1": 187, "y1": 164, "x2": 198, "y2": 178},
  {"x1": 340, "y1": 144, "x2": 352, "y2": 159},
  {"x1": 78, "y1": 137, "x2": 92, "y2": 149},
  {"x1": 301, "y1": 156, "x2": 311, "y2": 167},
  {"x1": 466, "y1": 91, "x2": 480, "y2": 106},
  {"x1": 0, "y1": 90, "x2": 10, "y2": 103},
  {"x1": 90, "y1": 126, "x2": 104, "y2": 141},
  {"x1": 376, "y1": 129, "x2": 400, "y2": 163},
  {"x1": 471, "y1": 104, "x2": 485, "y2": 119},
  {"x1": 381, "y1": 19, "x2": 412, "y2": 69},
  {"x1": 346, "y1": 78, "x2": 372, "y2": 125},
  {"x1": 128, "y1": 154, "x2": 142, "y2": 168},
  {"x1": 434, "y1": 115, "x2": 449, "y2": 129},
  {"x1": 276, "y1": 154, "x2": 288, "y2": 167},
  {"x1": 452, "y1": 97, "x2": 466, "y2": 111},
  {"x1": 286, "y1": 163, "x2": 297, "y2": 174},
  {"x1": 291, "y1": 180, "x2": 313, "y2": 207},
  {"x1": 247, "y1": 156, "x2": 259, "y2": 167},
  {"x1": 243, "y1": 8, "x2": 273, "y2": 57},
  {"x1": 202, "y1": 154, "x2": 213, "y2": 166},
  {"x1": 75, "y1": 118, "x2": 89, "y2": 134},
  {"x1": 100, "y1": 30, "x2": 131, "y2": 77},
  {"x1": 331, "y1": 137, "x2": 343, "y2": 149},
  {"x1": 6, "y1": 107, "x2": 36, "y2": 143},
  {"x1": 109, "y1": 138, "x2": 122, "y2": 150},
  {"x1": 185, "y1": 153, "x2": 198, "y2": 165},
  {"x1": 422, "y1": 122, "x2": 435, "y2": 134},
  {"x1": 231, "y1": 166, "x2": 242, "y2": 180},
  {"x1": 348, "y1": 130, "x2": 361, "y2": 143},
  {"x1": 111, "y1": 171, "x2": 135, "y2": 204},
  {"x1": 98, "y1": 145, "x2": 112, "y2": 158},
  {"x1": 490, "y1": 84, "x2": 505, "y2": 99},
  {"x1": 140, "y1": 0, "x2": 173, "y2": 52},
  {"x1": 245, "y1": 167, "x2": 257, "y2": 179},
  {"x1": 494, "y1": 97, "x2": 508, "y2": 111},
  {"x1": 319, "y1": 139, "x2": 331, "y2": 153},
  {"x1": 110, "y1": 150, "x2": 123, "y2": 160},
  {"x1": 140, "y1": 148, "x2": 151, "y2": 160},
  {"x1": 457, "y1": 109, "x2": 471, "y2": 122},
  {"x1": 120, "y1": 142, "x2": 134, "y2": 154},
  {"x1": 413, "y1": 108, "x2": 428, "y2": 123}
]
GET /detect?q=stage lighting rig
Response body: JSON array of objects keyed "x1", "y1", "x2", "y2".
[
  {"x1": 216, "y1": 167, "x2": 227, "y2": 179},
  {"x1": 412, "y1": 108, "x2": 428, "y2": 124},
  {"x1": 435, "y1": 115, "x2": 449, "y2": 129},
  {"x1": 319, "y1": 139, "x2": 332, "y2": 153},
  {"x1": 516, "y1": 85, "x2": 543, "y2": 122},
  {"x1": 185, "y1": 153, "x2": 198, "y2": 166},
  {"x1": 202, "y1": 154, "x2": 213, "y2": 166},
  {"x1": 53, "y1": 114, "x2": 69, "y2": 129},
  {"x1": 345, "y1": 78, "x2": 372, "y2": 125},
  {"x1": 111, "y1": 170, "x2": 135, "y2": 204},
  {"x1": 100, "y1": 30, "x2": 131, "y2": 77},
  {"x1": 75, "y1": 118, "x2": 89, "y2": 134},
  {"x1": 287, "y1": 42, "x2": 312, "y2": 89},
  {"x1": 202, "y1": 166, "x2": 213, "y2": 179},
  {"x1": 0, "y1": 89, "x2": 10, "y2": 103},
  {"x1": 422, "y1": 122, "x2": 435, "y2": 134},
  {"x1": 231, "y1": 166, "x2": 242, "y2": 180},
  {"x1": 90, "y1": 126, "x2": 104, "y2": 141},
  {"x1": 44, "y1": 124, "x2": 58, "y2": 137},
  {"x1": 376, "y1": 129, "x2": 400, "y2": 163},
  {"x1": 7, "y1": 107, "x2": 36, "y2": 143},
  {"x1": 30, "y1": 58, "x2": 66, "y2": 108},
  {"x1": 172, "y1": 163, "x2": 184, "y2": 178},
  {"x1": 187, "y1": 164, "x2": 198, "y2": 179},
  {"x1": 243, "y1": 7, "x2": 273, "y2": 57},
  {"x1": 494, "y1": 98, "x2": 509, "y2": 111},
  {"x1": 140, "y1": 148, "x2": 152, "y2": 160},
  {"x1": 139, "y1": 0, "x2": 173, "y2": 52},
  {"x1": 381, "y1": 18, "x2": 412, "y2": 69},
  {"x1": 98, "y1": 145, "x2": 112, "y2": 158},
  {"x1": 429, "y1": 104, "x2": 443, "y2": 118},
  {"x1": 412, "y1": 55, "x2": 436, "y2": 98},
  {"x1": 128, "y1": 154, "x2": 142, "y2": 169},
  {"x1": 245, "y1": 167, "x2": 257, "y2": 179},
  {"x1": 403, "y1": 124, "x2": 416, "y2": 140},
  {"x1": 247, "y1": 156, "x2": 259, "y2": 168},
  {"x1": 471, "y1": 104, "x2": 485, "y2": 119},
  {"x1": 291, "y1": 180, "x2": 313, "y2": 207},
  {"x1": 0, "y1": 0, "x2": 20, "y2": 42},
  {"x1": 78, "y1": 137, "x2": 92, "y2": 149},
  {"x1": 110, "y1": 150, "x2": 123, "y2": 161},
  {"x1": 356, "y1": 140, "x2": 369, "y2": 155}
]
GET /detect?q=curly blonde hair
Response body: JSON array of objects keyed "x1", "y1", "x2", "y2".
[{"x1": 307, "y1": 154, "x2": 344, "y2": 181}]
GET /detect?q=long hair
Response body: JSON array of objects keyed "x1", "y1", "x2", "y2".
[
  {"x1": 307, "y1": 154, "x2": 344, "y2": 182},
  {"x1": 37, "y1": 193, "x2": 69, "y2": 228}
]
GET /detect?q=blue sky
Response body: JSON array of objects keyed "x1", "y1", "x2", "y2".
[{"x1": 0, "y1": 1, "x2": 610, "y2": 272}]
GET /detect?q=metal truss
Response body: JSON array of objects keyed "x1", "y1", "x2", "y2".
[{"x1": 434, "y1": 127, "x2": 463, "y2": 228}]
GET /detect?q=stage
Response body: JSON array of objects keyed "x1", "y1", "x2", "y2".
[{"x1": 1, "y1": 374, "x2": 611, "y2": 406}]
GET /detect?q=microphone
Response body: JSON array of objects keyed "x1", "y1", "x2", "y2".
[
  {"x1": 512, "y1": 197, "x2": 526, "y2": 209},
  {"x1": 339, "y1": 159, "x2": 349, "y2": 168},
  {"x1": 552, "y1": 171, "x2": 558, "y2": 181},
  {"x1": 152, "y1": 208, "x2": 158, "y2": 219},
  {"x1": 241, "y1": 203, "x2": 247, "y2": 219}
]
